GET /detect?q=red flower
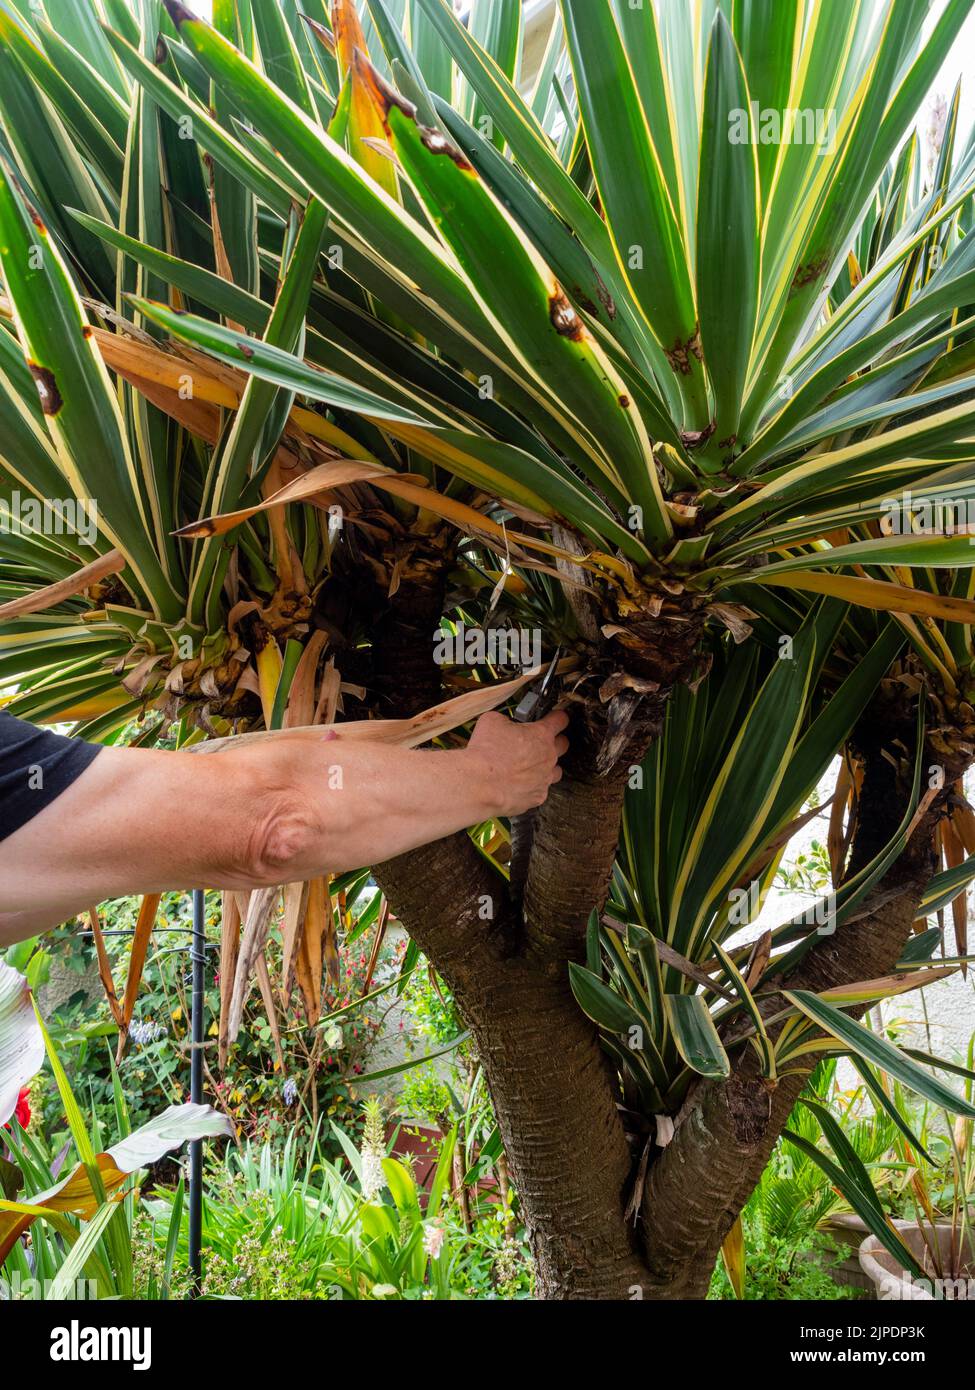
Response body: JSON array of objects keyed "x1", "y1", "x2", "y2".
[{"x1": 4, "y1": 1086, "x2": 30, "y2": 1131}]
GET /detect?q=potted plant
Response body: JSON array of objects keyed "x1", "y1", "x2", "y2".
[{"x1": 860, "y1": 1099, "x2": 974, "y2": 1299}]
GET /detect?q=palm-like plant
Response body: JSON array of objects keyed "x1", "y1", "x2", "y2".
[{"x1": 3, "y1": 0, "x2": 975, "y2": 1297}]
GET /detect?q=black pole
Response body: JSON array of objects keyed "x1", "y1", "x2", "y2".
[{"x1": 188, "y1": 887, "x2": 205, "y2": 1294}]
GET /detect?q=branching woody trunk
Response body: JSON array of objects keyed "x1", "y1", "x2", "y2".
[{"x1": 370, "y1": 560, "x2": 955, "y2": 1298}]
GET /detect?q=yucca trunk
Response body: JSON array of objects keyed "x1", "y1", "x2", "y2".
[
  {"x1": 376, "y1": 586, "x2": 950, "y2": 1297},
  {"x1": 369, "y1": 565, "x2": 688, "y2": 1297}
]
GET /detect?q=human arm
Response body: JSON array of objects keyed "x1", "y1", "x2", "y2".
[{"x1": 0, "y1": 709, "x2": 568, "y2": 945}]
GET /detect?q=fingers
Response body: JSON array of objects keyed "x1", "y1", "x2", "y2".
[{"x1": 537, "y1": 707, "x2": 569, "y2": 735}]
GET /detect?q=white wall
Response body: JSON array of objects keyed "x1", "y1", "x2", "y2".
[{"x1": 744, "y1": 763, "x2": 975, "y2": 1068}]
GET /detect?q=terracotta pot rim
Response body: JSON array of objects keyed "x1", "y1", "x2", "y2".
[{"x1": 858, "y1": 1221, "x2": 974, "y2": 1300}]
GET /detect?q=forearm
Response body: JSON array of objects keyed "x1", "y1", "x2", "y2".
[
  {"x1": 279, "y1": 741, "x2": 499, "y2": 876},
  {"x1": 0, "y1": 707, "x2": 564, "y2": 948},
  {"x1": 0, "y1": 733, "x2": 500, "y2": 929}
]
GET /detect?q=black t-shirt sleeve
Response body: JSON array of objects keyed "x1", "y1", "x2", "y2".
[{"x1": 0, "y1": 712, "x2": 103, "y2": 842}]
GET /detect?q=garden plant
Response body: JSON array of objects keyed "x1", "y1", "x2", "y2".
[{"x1": 2, "y1": 0, "x2": 975, "y2": 1301}]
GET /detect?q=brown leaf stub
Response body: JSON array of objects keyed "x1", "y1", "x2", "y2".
[
  {"x1": 161, "y1": 0, "x2": 195, "y2": 29},
  {"x1": 665, "y1": 327, "x2": 703, "y2": 376},
  {"x1": 302, "y1": 15, "x2": 336, "y2": 57},
  {"x1": 680, "y1": 420, "x2": 716, "y2": 451},
  {"x1": 351, "y1": 47, "x2": 472, "y2": 169},
  {"x1": 418, "y1": 126, "x2": 473, "y2": 170},
  {"x1": 28, "y1": 363, "x2": 62, "y2": 415},
  {"x1": 173, "y1": 516, "x2": 219, "y2": 539},
  {"x1": 549, "y1": 287, "x2": 585, "y2": 341},
  {"x1": 351, "y1": 47, "x2": 417, "y2": 124}
]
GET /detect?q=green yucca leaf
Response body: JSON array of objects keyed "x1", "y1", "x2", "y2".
[
  {"x1": 435, "y1": 96, "x2": 683, "y2": 435},
  {"x1": 568, "y1": 961, "x2": 644, "y2": 1037},
  {"x1": 0, "y1": 319, "x2": 99, "y2": 520},
  {"x1": 784, "y1": 989, "x2": 975, "y2": 1118},
  {"x1": 612, "y1": 0, "x2": 680, "y2": 209},
  {"x1": 0, "y1": 8, "x2": 124, "y2": 188},
  {"x1": 667, "y1": 606, "x2": 820, "y2": 959},
  {"x1": 735, "y1": 268, "x2": 975, "y2": 475},
  {"x1": 0, "y1": 160, "x2": 181, "y2": 618},
  {"x1": 67, "y1": 210, "x2": 268, "y2": 330},
  {"x1": 252, "y1": 0, "x2": 318, "y2": 120},
  {"x1": 388, "y1": 427, "x2": 650, "y2": 561},
  {"x1": 103, "y1": 24, "x2": 298, "y2": 215},
  {"x1": 799, "y1": 1097, "x2": 885, "y2": 1218},
  {"x1": 748, "y1": 0, "x2": 971, "y2": 429},
  {"x1": 128, "y1": 296, "x2": 429, "y2": 425},
  {"x1": 664, "y1": 994, "x2": 730, "y2": 1080},
  {"x1": 711, "y1": 395, "x2": 975, "y2": 540},
  {"x1": 919, "y1": 855, "x2": 975, "y2": 918},
  {"x1": 782, "y1": 1124, "x2": 924, "y2": 1279},
  {"x1": 364, "y1": 0, "x2": 439, "y2": 126},
  {"x1": 0, "y1": 25, "x2": 117, "y2": 297},
  {"x1": 695, "y1": 11, "x2": 760, "y2": 459},
  {"x1": 753, "y1": 531, "x2": 975, "y2": 577},
  {"x1": 896, "y1": 927, "x2": 943, "y2": 966},
  {"x1": 156, "y1": 2, "x2": 485, "y2": 345},
  {"x1": 413, "y1": 0, "x2": 606, "y2": 252},
  {"x1": 712, "y1": 942, "x2": 774, "y2": 1079},
  {"x1": 187, "y1": 198, "x2": 329, "y2": 627},
  {"x1": 34, "y1": 19, "x2": 130, "y2": 150},
  {"x1": 43, "y1": 0, "x2": 129, "y2": 98},
  {"x1": 730, "y1": 0, "x2": 797, "y2": 204},
  {"x1": 900, "y1": 1047, "x2": 975, "y2": 1085},
  {"x1": 761, "y1": 620, "x2": 904, "y2": 838},
  {"x1": 852, "y1": 1060, "x2": 935, "y2": 1163},
  {"x1": 558, "y1": 0, "x2": 703, "y2": 424},
  {"x1": 372, "y1": 64, "x2": 670, "y2": 542}
]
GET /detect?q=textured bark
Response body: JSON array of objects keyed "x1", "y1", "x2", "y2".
[
  {"x1": 638, "y1": 887, "x2": 921, "y2": 1298},
  {"x1": 376, "y1": 830, "x2": 647, "y2": 1296},
  {"x1": 370, "y1": 555, "x2": 647, "y2": 1295}
]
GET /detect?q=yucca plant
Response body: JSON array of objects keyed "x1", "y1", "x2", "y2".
[{"x1": 3, "y1": 0, "x2": 975, "y2": 1297}]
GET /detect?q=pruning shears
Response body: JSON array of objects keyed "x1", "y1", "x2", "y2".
[{"x1": 513, "y1": 647, "x2": 562, "y2": 723}]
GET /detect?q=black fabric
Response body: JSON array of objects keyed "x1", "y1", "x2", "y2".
[{"x1": 0, "y1": 712, "x2": 102, "y2": 842}]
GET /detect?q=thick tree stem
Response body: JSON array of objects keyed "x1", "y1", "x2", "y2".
[
  {"x1": 370, "y1": 554, "x2": 657, "y2": 1296},
  {"x1": 375, "y1": 768, "x2": 649, "y2": 1296}
]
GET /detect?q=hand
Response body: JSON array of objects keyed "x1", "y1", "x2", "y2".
[{"x1": 466, "y1": 709, "x2": 570, "y2": 817}]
